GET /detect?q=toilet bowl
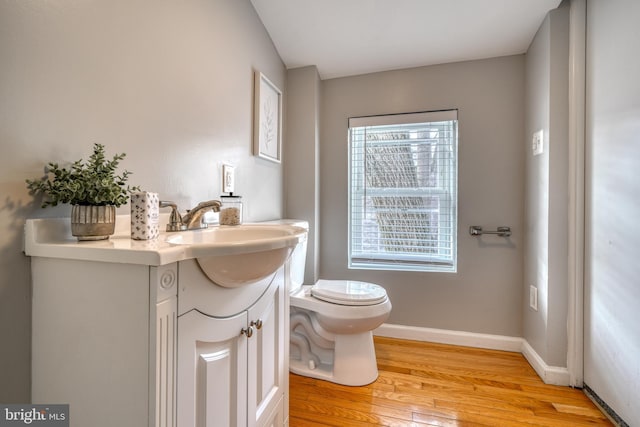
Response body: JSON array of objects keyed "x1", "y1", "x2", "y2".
[
  {"x1": 278, "y1": 219, "x2": 392, "y2": 386},
  {"x1": 289, "y1": 280, "x2": 391, "y2": 386}
]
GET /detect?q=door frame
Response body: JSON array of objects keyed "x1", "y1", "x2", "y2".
[{"x1": 567, "y1": 0, "x2": 587, "y2": 388}]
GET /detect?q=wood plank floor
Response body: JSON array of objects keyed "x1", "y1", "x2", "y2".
[{"x1": 289, "y1": 337, "x2": 612, "y2": 426}]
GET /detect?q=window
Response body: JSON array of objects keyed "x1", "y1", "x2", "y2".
[{"x1": 348, "y1": 110, "x2": 458, "y2": 272}]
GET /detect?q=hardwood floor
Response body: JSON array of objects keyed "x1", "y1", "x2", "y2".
[{"x1": 289, "y1": 337, "x2": 612, "y2": 426}]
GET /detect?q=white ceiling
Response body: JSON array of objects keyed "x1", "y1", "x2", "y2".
[{"x1": 250, "y1": 0, "x2": 562, "y2": 80}]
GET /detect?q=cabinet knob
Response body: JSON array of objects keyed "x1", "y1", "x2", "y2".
[
  {"x1": 240, "y1": 326, "x2": 254, "y2": 338},
  {"x1": 250, "y1": 319, "x2": 263, "y2": 330}
]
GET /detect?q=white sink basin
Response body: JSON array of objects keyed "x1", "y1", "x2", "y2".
[{"x1": 165, "y1": 224, "x2": 306, "y2": 287}]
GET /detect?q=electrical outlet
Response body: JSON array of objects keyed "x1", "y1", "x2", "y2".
[
  {"x1": 532, "y1": 130, "x2": 544, "y2": 156},
  {"x1": 529, "y1": 285, "x2": 538, "y2": 311},
  {"x1": 222, "y1": 164, "x2": 235, "y2": 193}
]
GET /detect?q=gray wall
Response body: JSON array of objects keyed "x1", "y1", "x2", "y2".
[
  {"x1": 284, "y1": 66, "x2": 321, "y2": 284},
  {"x1": 317, "y1": 56, "x2": 526, "y2": 336},
  {"x1": 585, "y1": 0, "x2": 640, "y2": 424},
  {"x1": 0, "y1": 0, "x2": 285, "y2": 402},
  {"x1": 523, "y1": 5, "x2": 570, "y2": 367}
]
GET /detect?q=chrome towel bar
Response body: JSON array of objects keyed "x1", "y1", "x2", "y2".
[{"x1": 469, "y1": 226, "x2": 511, "y2": 237}]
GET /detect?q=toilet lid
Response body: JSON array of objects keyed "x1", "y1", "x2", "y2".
[{"x1": 311, "y1": 280, "x2": 388, "y2": 306}]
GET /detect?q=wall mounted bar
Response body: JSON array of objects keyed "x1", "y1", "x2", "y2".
[{"x1": 469, "y1": 226, "x2": 511, "y2": 237}]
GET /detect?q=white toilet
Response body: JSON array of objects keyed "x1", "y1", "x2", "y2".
[{"x1": 286, "y1": 220, "x2": 392, "y2": 386}]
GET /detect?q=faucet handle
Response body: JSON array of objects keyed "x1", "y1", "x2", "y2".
[{"x1": 159, "y1": 201, "x2": 187, "y2": 232}]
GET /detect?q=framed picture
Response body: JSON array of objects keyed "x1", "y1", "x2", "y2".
[{"x1": 253, "y1": 71, "x2": 282, "y2": 163}]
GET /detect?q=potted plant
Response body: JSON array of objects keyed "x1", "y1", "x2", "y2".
[{"x1": 26, "y1": 143, "x2": 140, "y2": 240}]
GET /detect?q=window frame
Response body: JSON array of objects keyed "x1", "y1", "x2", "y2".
[{"x1": 347, "y1": 110, "x2": 459, "y2": 273}]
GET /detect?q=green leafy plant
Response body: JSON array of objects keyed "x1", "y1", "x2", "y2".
[{"x1": 26, "y1": 143, "x2": 140, "y2": 208}]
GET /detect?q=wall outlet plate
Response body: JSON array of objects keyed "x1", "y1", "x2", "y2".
[
  {"x1": 222, "y1": 164, "x2": 235, "y2": 193},
  {"x1": 529, "y1": 285, "x2": 538, "y2": 311},
  {"x1": 532, "y1": 129, "x2": 544, "y2": 156}
]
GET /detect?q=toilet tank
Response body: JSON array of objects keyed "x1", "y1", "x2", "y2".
[
  {"x1": 260, "y1": 219, "x2": 309, "y2": 294},
  {"x1": 290, "y1": 232, "x2": 308, "y2": 294},
  {"x1": 286, "y1": 220, "x2": 309, "y2": 294}
]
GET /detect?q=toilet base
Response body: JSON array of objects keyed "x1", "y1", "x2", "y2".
[{"x1": 289, "y1": 331, "x2": 379, "y2": 386}]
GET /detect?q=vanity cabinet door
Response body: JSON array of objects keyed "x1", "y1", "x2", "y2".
[
  {"x1": 177, "y1": 310, "x2": 249, "y2": 427},
  {"x1": 176, "y1": 264, "x2": 288, "y2": 427},
  {"x1": 248, "y1": 273, "x2": 286, "y2": 427}
]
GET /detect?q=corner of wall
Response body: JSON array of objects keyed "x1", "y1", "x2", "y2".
[
  {"x1": 284, "y1": 65, "x2": 322, "y2": 284},
  {"x1": 521, "y1": 340, "x2": 571, "y2": 386},
  {"x1": 523, "y1": 1, "x2": 571, "y2": 370}
]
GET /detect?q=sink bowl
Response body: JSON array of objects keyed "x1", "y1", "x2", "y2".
[{"x1": 165, "y1": 224, "x2": 307, "y2": 287}]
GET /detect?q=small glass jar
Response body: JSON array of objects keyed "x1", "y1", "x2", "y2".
[{"x1": 219, "y1": 195, "x2": 243, "y2": 225}]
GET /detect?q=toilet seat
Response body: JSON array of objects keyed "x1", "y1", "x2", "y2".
[{"x1": 311, "y1": 280, "x2": 388, "y2": 306}]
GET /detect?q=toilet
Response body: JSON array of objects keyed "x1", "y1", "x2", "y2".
[{"x1": 285, "y1": 220, "x2": 392, "y2": 386}]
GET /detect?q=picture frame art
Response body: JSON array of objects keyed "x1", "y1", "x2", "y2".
[{"x1": 253, "y1": 71, "x2": 282, "y2": 163}]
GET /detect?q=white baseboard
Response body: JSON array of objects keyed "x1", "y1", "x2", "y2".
[
  {"x1": 521, "y1": 340, "x2": 571, "y2": 386},
  {"x1": 374, "y1": 323, "x2": 570, "y2": 386},
  {"x1": 374, "y1": 323, "x2": 523, "y2": 352}
]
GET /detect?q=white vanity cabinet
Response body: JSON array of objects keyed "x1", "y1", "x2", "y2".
[
  {"x1": 31, "y1": 258, "x2": 178, "y2": 427},
  {"x1": 176, "y1": 260, "x2": 288, "y2": 427},
  {"x1": 30, "y1": 258, "x2": 288, "y2": 427},
  {"x1": 25, "y1": 217, "x2": 299, "y2": 427}
]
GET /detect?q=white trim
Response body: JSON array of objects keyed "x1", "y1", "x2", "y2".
[
  {"x1": 521, "y1": 340, "x2": 571, "y2": 386},
  {"x1": 375, "y1": 323, "x2": 570, "y2": 386},
  {"x1": 349, "y1": 109, "x2": 457, "y2": 128},
  {"x1": 567, "y1": 0, "x2": 586, "y2": 388},
  {"x1": 375, "y1": 323, "x2": 522, "y2": 353}
]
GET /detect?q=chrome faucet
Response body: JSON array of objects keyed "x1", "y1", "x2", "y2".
[
  {"x1": 159, "y1": 200, "x2": 222, "y2": 231},
  {"x1": 182, "y1": 200, "x2": 222, "y2": 230}
]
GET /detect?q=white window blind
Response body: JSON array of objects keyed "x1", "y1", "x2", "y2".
[{"x1": 348, "y1": 110, "x2": 458, "y2": 272}]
